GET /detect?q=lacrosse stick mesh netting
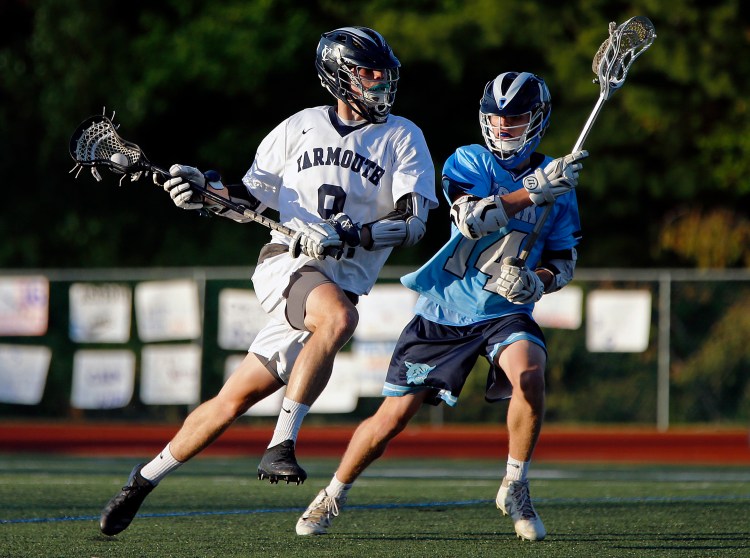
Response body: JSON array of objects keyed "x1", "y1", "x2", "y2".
[
  {"x1": 591, "y1": 16, "x2": 656, "y2": 93},
  {"x1": 74, "y1": 118, "x2": 142, "y2": 166}
]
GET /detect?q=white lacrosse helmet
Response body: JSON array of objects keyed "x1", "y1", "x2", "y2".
[{"x1": 479, "y1": 72, "x2": 551, "y2": 169}]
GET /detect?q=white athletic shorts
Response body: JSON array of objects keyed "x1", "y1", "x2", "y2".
[
  {"x1": 249, "y1": 244, "x2": 331, "y2": 384},
  {"x1": 249, "y1": 318, "x2": 310, "y2": 385},
  {"x1": 251, "y1": 245, "x2": 309, "y2": 324}
]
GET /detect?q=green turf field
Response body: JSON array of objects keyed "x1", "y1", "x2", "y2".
[{"x1": 1, "y1": 454, "x2": 748, "y2": 557}]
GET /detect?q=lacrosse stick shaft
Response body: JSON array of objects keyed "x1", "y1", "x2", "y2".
[
  {"x1": 572, "y1": 94, "x2": 606, "y2": 153},
  {"x1": 183, "y1": 178, "x2": 344, "y2": 259},
  {"x1": 195, "y1": 184, "x2": 298, "y2": 238},
  {"x1": 136, "y1": 164, "x2": 341, "y2": 258},
  {"x1": 148, "y1": 165, "x2": 297, "y2": 238},
  {"x1": 515, "y1": 94, "x2": 607, "y2": 262},
  {"x1": 151, "y1": 167, "x2": 345, "y2": 258}
]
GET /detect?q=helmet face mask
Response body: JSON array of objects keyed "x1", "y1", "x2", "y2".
[
  {"x1": 479, "y1": 72, "x2": 551, "y2": 168},
  {"x1": 316, "y1": 27, "x2": 400, "y2": 123},
  {"x1": 340, "y1": 64, "x2": 398, "y2": 121},
  {"x1": 483, "y1": 111, "x2": 533, "y2": 160}
]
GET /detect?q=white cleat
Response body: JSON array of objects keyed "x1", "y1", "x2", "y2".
[
  {"x1": 496, "y1": 478, "x2": 546, "y2": 541},
  {"x1": 296, "y1": 489, "x2": 346, "y2": 536}
]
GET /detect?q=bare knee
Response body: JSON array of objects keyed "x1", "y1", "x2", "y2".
[
  {"x1": 310, "y1": 301, "x2": 359, "y2": 342},
  {"x1": 331, "y1": 303, "x2": 359, "y2": 339},
  {"x1": 370, "y1": 405, "x2": 413, "y2": 440},
  {"x1": 214, "y1": 386, "x2": 271, "y2": 423},
  {"x1": 517, "y1": 367, "x2": 545, "y2": 405},
  {"x1": 208, "y1": 395, "x2": 248, "y2": 424}
]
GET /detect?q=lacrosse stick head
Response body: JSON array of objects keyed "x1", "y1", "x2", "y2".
[
  {"x1": 69, "y1": 111, "x2": 155, "y2": 182},
  {"x1": 592, "y1": 16, "x2": 656, "y2": 99}
]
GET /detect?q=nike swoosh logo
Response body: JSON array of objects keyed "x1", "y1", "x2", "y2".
[
  {"x1": 281, "y1": 407, "x2": 291, "y2": 413},
  {"x1": 302, "y1": 128, "x2": 313, "y2": 134}
]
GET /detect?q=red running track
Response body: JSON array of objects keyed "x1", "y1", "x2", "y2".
[{"x1": 1, "y1": 422, "x2": 749, "y2": 464}]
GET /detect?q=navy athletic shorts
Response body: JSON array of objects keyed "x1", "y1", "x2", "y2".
[{"x1": 382, "y1": 313, "x2": 546, "y2": 406}]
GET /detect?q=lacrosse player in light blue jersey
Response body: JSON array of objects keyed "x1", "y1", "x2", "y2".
[{"x1": 297, "y1": 72, "x2": 587, "y2": 542}]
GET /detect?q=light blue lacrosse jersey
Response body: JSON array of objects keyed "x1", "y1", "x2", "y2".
[{"x1": 401, "y1": 144, "x2": 581, "y2": 326}]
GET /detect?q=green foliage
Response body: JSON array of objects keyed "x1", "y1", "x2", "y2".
[
  {"x1": 2, "y1": 0, "x2": 749, "y2": 268},
  {"x1": 659, "y1": 208, "x2": 750, "y2": 268},
  {"x1": 671, "y1": 288, "x2": 750, "y2": 422}
]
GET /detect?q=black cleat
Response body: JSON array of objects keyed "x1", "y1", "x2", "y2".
[
  {"x1": 99, "y1": 464, "x2": 155, "y2": 536},
  {"x1": 257, "y1": 440, "x2": 307, "y2": 485}
]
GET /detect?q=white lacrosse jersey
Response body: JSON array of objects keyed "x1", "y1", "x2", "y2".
[{"x1": 242, "y1": 105, "x2": 437, "y2": 295}]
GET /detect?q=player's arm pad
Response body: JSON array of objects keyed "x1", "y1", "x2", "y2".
[
  {"x1": 449, "y1": 194, "x2": 509, "y2": 240},
  {"x1": 208, "y1": 182, "x2": 267, "y2": 223},
  {"x1": 537, "y1": 247, "x2": 577, "y2": 294},
  {"x1": 360, "y1": 193, "x2": 430, "y2": 250}
]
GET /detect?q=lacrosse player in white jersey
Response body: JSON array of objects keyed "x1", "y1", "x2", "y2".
[
  {"x1": 99, "y1": 26, "x2": 436, "y2": 537},
  {"x1": 296, "y1": 72, "x2": 587, "y2": 542}
]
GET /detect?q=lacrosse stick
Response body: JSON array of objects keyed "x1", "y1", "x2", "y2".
[
  {"x1": 68, "y1": 109, "x2": 298, "y2": 238},
  {"x1": 507, "y1": 16, "x2": 656, "y2": 267}
]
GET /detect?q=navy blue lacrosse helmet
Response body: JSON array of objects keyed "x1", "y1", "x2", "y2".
[
  {"x1": 479, "y1": 72, "x2": 551, "y2": 168},
  {"x1": 315, "y1": 27, "x2": 400, "y2": 124}
]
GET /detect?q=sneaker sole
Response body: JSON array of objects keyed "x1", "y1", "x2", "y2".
[
  {"x1": 496, "y1": 492, "x2": 545, "y2": 541},
  {"x1": 257, "y1": 469, "x2": 306, "y2": 485},
  {"x1": 296, "y1": 525, "x2": 327, "y2": 536}
]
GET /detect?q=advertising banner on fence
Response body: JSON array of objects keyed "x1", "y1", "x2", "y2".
[
  {"x1": 140, "y1": 344, "x2": 202, "y2": 405},
  {"x1": 533, "y1": 285, "x2": 583, "y2": 330},
  {"x1": 69, "y1": 283, "x2": 132, "y2": 343},
  {"x1": 0, "y1": 276, "x2": 49, "y2": 336},
  {"x1": 586, "y1": 289, "x2": 652, "y2": 352},
  {"x1": 71, "y1": 350, "x2": 135, "y2": 409},
  {"x1": 0, "y1": 344, "x2": 51, "y2": 404},
  {"x1": 135, "y1": 280, "x2": 202, "y2": 342}
]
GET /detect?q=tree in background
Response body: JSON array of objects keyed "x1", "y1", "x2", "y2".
[
  {"x1": 659, "y1": 207, "x2": 750, "y2": 268},
  {"x1": 2, "y1": 0, "x2": 749, "y2": 269}
]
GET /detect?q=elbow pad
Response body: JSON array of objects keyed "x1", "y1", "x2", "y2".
[
  {"x1": 360, "y1": 193, "x2": 430, "y2": 250},
  {"x1": 450, "y1": 195, "x2": 508, "y2": 239},
  {"x1": 538, "y1": 248, "x2": 577, "y2": 293}
]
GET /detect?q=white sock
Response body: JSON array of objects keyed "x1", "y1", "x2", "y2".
[
  {"x1": 140, "y1": 443, "x2": 183, "y2": 485},
  {"x1": 326, "y1": 473, "x2": 353, "y2": 500},
  {"x1": 505, "y1": 456, "x2": 529, "y2": 482},
  {"x1": 268, "y1": 397, "x2": 310, "y2": 448}
]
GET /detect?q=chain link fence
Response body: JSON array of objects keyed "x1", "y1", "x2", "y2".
[{"x1": 1, "y1": 267, "x2": 748, "y2": 429}]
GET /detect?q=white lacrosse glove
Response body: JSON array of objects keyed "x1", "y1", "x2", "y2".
[
  {"x1": 163, "y1": 164, "x2": 205, "y2": 210},
  {"x1": 495, "y1": 259, "x2": 545, "y2": 305},
  {"x1": 289, "y1": 221, "x2": 343, "y2": 260},
  {"x1": 523, "y1": 150, "x2": 588, "y2": 206}
]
